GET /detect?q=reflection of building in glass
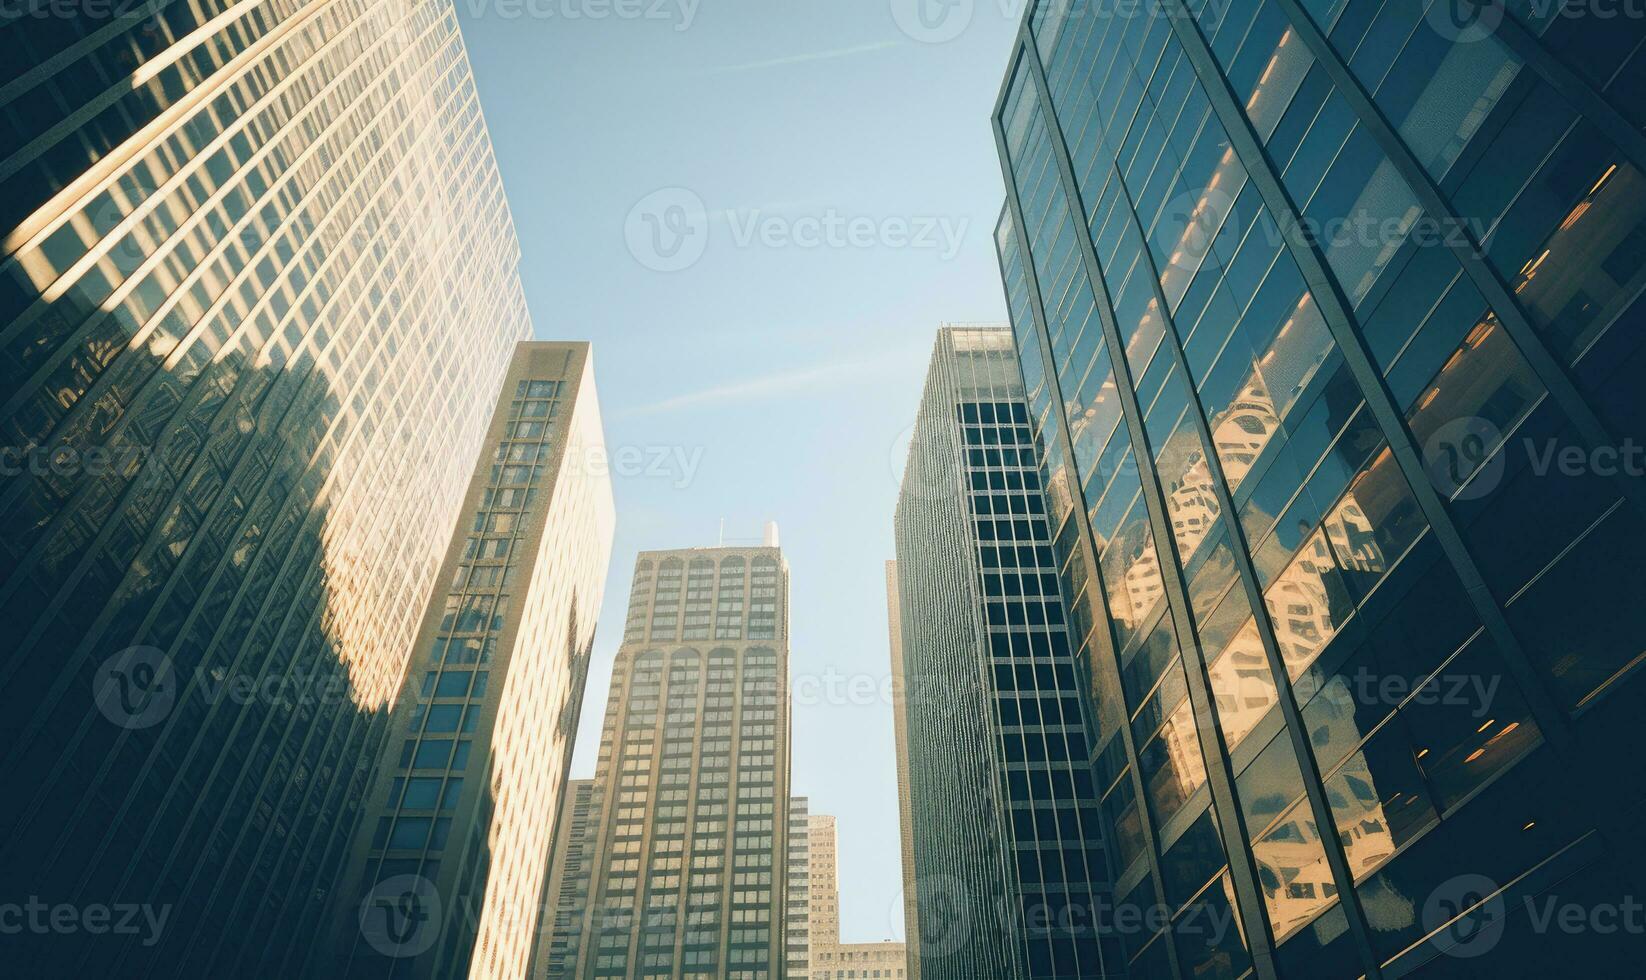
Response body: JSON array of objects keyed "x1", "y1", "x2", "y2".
[
  {"x1": 1, "y1": 0, "x2": 533, "y2": 971},
  {"x1": 546, "y1": 542, "x2": 792, "y2": 978},
  {"x1": 893, "y1": 326, "x2": 1116, "y2": 978},
  {"x1": 1208, "y1": 376, "x2": 1282, "y2": 491},
  {"x1": 326, "y1": 342, "x2": 615, "y2": 978},
  {"x1": 995, "y1": 0, "x2": 1646, "y2": 974}
]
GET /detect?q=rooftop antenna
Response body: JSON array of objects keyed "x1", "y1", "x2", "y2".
[{"x1": 717, "y1": 517, "x2": 725, "y2": 548}]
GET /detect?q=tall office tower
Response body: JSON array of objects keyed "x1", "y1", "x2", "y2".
[
  {"x1": 552, "y1": 543, "x2": 792, "y2": 979},
  {"x1": 893, "y1": 326, "x2": 1116, "y2": 980},
  {"x1": 993, "y1": 1, "x2": 1646, "y2": 976},
  {"x1": 807, "y1": 815, "x2": 840, "y2": 946},
  {"x1": 802, "y1": 810, "x2": 909, "y2": 980},
  {"x1": 537, "y1": 779, "x2": 602, "y2": 978},
  {"x1": 785, "y1": 796, "x2": 814, "y2": 979},
  {"x1": 883, "y1": 560, "x2": 921, "y2": 980},
  {"x1": 324, "y1": 342, "x2": 615, "y2": 978},
  {"x1": 0, "y1": 1, "x2": 533, "y2": 974}
]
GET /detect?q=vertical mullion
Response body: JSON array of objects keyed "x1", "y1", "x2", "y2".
[
  {"x1": 1473, "y1": 0, "x2": 1646, "y2": 173},
  {"x1": 1268, "y1": 0, "x2": 1646, "y2": 522},
  {"x1": 1153, "y1": 0, "x2": 1637, "y2": 869},
  {"x1": 1016, "y1": 28, "x2": 1285, "y2": 980},
  {"x1": 1101, "y1": 153, "x2": 1386, "y2": 977},
  {"x1": 995, "y1": 70, "x2": 1185, "y2": 980}
]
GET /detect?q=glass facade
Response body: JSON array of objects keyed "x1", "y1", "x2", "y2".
[
  {"x1": 994, "y1": 0, "x2": 1646, "y2": 976},
  {"x1": 1, "y1": 0, "x2": 532, "y2": 973},
  {"x1": 327, "y1": 342, "x2": 616, "y2": 978},
  {"x1": 893, "y1": 326, "x2": 1117, "y2": 979},
  {"x1": 549, "y1": 546, "x2": 792, "y2": 979}
]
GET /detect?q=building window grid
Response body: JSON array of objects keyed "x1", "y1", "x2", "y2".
[
  {"x1": 994, "y1": 0, "x2": 1646, "y2": 975},
  {"x1": 369, "y1": 384, "x2": 561, "y2": 879}
]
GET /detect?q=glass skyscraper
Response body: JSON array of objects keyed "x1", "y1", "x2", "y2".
[
  {"x1": 893, "y1": 326, "x2": 1117, "y2": 979},
  {"x1": 324, "y1": 342, "x2": 615, "y2": 979},
  {"x1": 994, "y1": 0, "x2": 1646, "y2": 976},
  {"x1": 546, "y1": 542, "x2": 793, "y2": 979},
  {"x1": 2, "y1": 0, "x2": 533, "y2": 973}
]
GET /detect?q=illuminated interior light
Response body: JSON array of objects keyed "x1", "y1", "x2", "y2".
[
  {"x1": 1258, "y1": 55, "x2": 1280, "y2": 86},
  {"x1": 1589, "y1": 163, "x2": 1618, "y2": 195},
  {"x1": 1559, "y1": 200, "x2": 1592, "y2": 231}
]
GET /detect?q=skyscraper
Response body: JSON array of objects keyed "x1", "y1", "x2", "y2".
[
  {"x1": 893, "y1": 326, "x2": 1117, "y2": 979},
  {"x1": 802, "y1": 810, "x2": 909, "y2": 980},
  {"x1": 994, "y1": 1, "x2": 1646, "y2": 976},
  {"x1": 548, "y1": 541, "x2": 792, "y2": 978},
  {"x1": 785, "y1": 796, "x2": 814, "y2": 979},
  {"x1": 1, "y1": 0, "x2": 533, "y2": 973},
  {"x1": 806, "y1": 814, "x2": 841, "y2": 951},
  {"x1": 883, "y1": 560, "x2": 922, "y2": 980},
  {"x1": 538, "y1": 779, "x2": 602, "y2": 979},
  {"x1": 324, "y1": 341, "x2": 615, "y2": 978}
]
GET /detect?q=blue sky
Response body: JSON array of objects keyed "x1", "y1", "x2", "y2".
[{"x1": 455, "y1": 0, "x2": 1023, "y2": 941}]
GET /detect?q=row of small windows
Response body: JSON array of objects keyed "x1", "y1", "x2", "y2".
[{"x1": 961, "y1": 401, "x2": 1031, "y2": 424}]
